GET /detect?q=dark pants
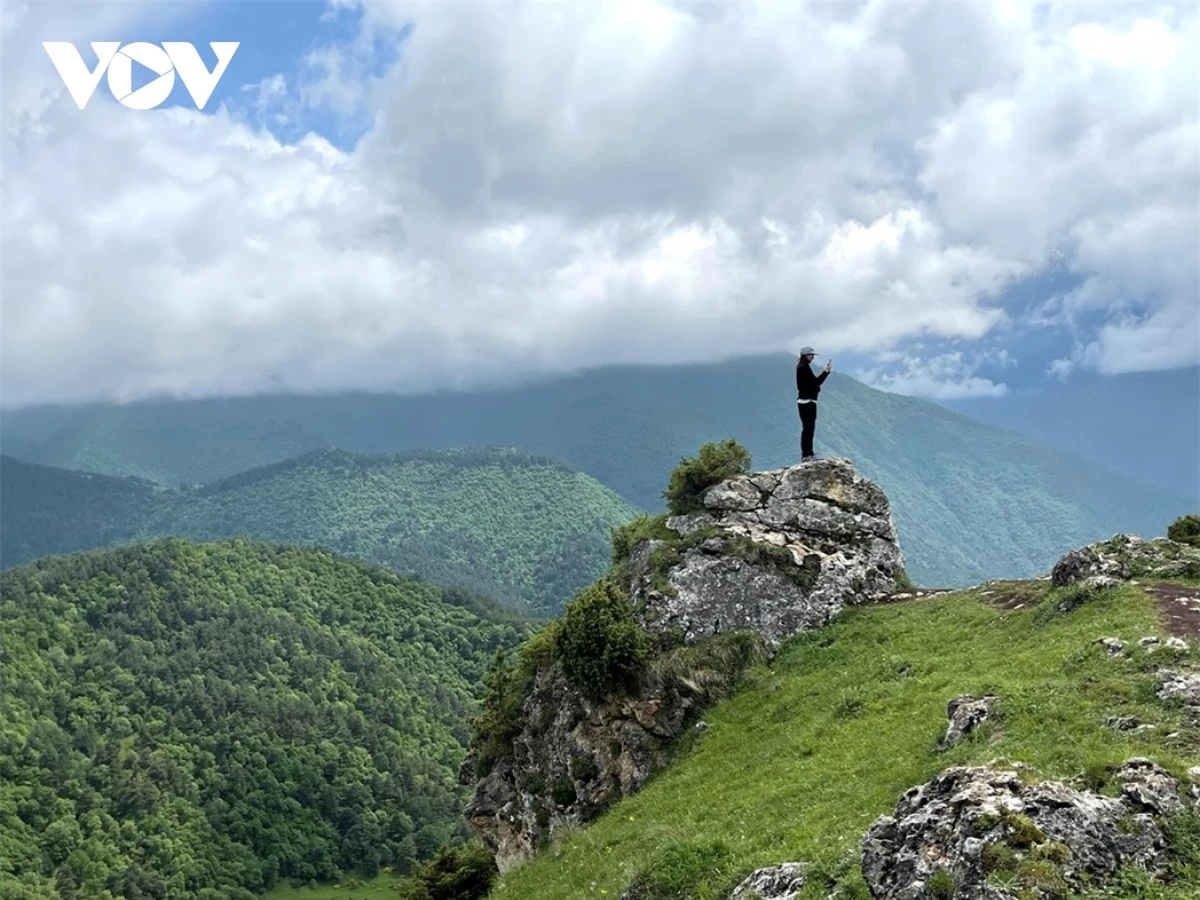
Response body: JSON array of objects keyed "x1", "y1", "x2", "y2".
[{"x1": 798, "y1": 401, "x2": 817, "y2": 458}]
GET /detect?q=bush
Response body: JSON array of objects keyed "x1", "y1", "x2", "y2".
[
  {"x1": 1168, "y1": 514, "x2": 1200, "y2": 548},
  {"x1": 663, "y1": 440, "x2": 751, "y2": 515},
  {"x1": 397, "y1": 842, "x2": 497, "y2": 900},
  {"x1": 557, "y1": 580, "x2": 651, "y2": 701}
]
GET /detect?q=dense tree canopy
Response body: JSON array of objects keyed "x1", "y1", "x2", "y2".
[
  {"x1": 0, "y1": 539, "x2": 531, "y2": 899},
  {"x1": 1, "y1": 448, "x2": 640, "y2": 613}
]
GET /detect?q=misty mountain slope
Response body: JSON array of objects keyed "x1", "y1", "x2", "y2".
[
  {"x1": 0, "y1": 456, "x2": 161, "y2": 567},
  {"x1": 945, "y1": 367, "x2": 1200, "y2": 500},
  {"x1": 0, "y1": 448, "x2": 640, "y2": 613},
  {"x1": 3, "y1": 356, "x2": 1190, "y2": 587}
]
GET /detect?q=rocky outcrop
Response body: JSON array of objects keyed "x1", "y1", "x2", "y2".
[
  {"x1": 464, "y1": 459, "x2": 905, "y2": 871},
  {"x1": 462, "y1": 645, "x2": 757, "y2": 872},
  {"x1": 1052, "y1": 533, "x2": 1200, "y2": 587},
  {"x1": 728, "y1": 863, "x2": 808, "y2": 899},
  {"x1": 861, "y1": 761, "x2": 1185, "y2": 899},
  {"x1": 629, "y1": 459, "x2": 906, "y2": 648},
  {"x1": 939, "y1": 695, "x2": 998, "y2": 750}
]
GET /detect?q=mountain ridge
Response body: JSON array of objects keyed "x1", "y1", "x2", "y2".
[
  {"x1": 0, "y1": 447, "x2": 639, "y2": 613},
  {"x1": 1, "y1": 356, "x2": 1190, "y2": 589}
]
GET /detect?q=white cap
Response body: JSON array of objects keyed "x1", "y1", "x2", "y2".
[{"x1": 799, "y1": 346, "x2": 815, "y2": 356}]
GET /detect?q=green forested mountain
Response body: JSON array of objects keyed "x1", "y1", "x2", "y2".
[
  {"x1": 3, "y1": 356, "x2": 1189, "y2": 587},
  {"x1": 0, "y1": 458, "x2": 162, "y2": 567},
  {"x1": 0, "y1": 539, "x2": 530, "y2": 900},
  {"x1": 1, "y1": 448, "x2": 640, "y2": 613}
]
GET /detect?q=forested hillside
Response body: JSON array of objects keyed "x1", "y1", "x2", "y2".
[
  {"x1": 3, "y1": 357, "x2": 1188, "y2": 587},
  {"x1": 946, "y1": 366, "x2": 1200, "y2": 499},
  {"x1": 0, "y1": 458, "x2": 163, "y2": 568},
  {"x1": 1, "y1": 448, "x2": 639, "y2": 613},
  {"x1": 0, "y1": 539, "x2": 531, "y2": 900}
]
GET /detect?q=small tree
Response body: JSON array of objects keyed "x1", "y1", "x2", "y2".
[
  {"x1": 1168, "y1": 514, "x2": 1200, "y2": 548},
  {"x1": 663, "y1": 440, "x2": 752, "y2": 515},
  {"x1": 557, "y1": 580, "x2": 651, "y2": 700}
]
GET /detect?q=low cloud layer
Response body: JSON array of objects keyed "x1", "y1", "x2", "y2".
[{"x1": 2, "y1": 0, "x2": 1196, "y2": 407}]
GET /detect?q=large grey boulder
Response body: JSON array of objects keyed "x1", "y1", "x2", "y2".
[
  {"x1": 630, "y1": 459, "x2": 906, "y2": 649},
  {"x1": 861, "y1": 762, "x2": 1182, "y2": 899},
  {"x1": 466, "y1": 459, "x2": 907, "y2": 871}
]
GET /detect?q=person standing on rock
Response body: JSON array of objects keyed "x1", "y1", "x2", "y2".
[{"x1": 796, "y1": 348, "x2": 831, "y2": 461}]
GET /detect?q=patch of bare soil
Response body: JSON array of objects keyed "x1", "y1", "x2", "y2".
[
  {"x1": 1146, "y1": 581, "x2": 1200, "y2": 640},
  {"x1": 972, "y1": 580, "x2": 1043, "y2": 611},
  {"x1": 863, "y1": 588, "x2": 955, "y2": 607}
]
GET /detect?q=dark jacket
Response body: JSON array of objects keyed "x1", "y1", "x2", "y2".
[{"x1": 796, "y1": 360, "x2": 828, "y2": 401}]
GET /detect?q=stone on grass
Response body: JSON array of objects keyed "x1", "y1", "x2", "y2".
[
  {"x1": 939, "y1": 695, "x2": 998, "y2": 749},
  {"x1": 728, "y1": 863, "x2": 808, "y2": 899}
]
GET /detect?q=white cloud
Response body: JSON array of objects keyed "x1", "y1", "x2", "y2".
[
  {"x1": 855, "y1": 351, "x2": 1010, "y2": 400},
  {"x1": 1, "y1": 0, "x2": 1197, "y2": 407}
]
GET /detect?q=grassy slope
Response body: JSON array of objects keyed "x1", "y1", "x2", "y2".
[
  {"x1": 1, "y1": 449, "x2": 640, "y2": 614},
  {"x1": 490, "y1": 580, "x2": 1200, "y2": 899},
  {"x1": 4, "y1": 357, "x2": 1189, "y2": 588}
]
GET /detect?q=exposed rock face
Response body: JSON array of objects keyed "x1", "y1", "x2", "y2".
[
  {"x1": 861, "y1": 762, "x2": 1182, "y2": 899},
  {"x1": 629, "y1": 459, "x2": 905, "y2": 648},
  {"x1": 1052, "y1": 533, "x2": 1200, "y2": 587},
  {"x1": 465, "y1": 459, "x2": 905, "y2": 871},
  {"x1": 462, "y1": 656, "x2": 750, "y2": 872},
  {"x1": 728, "y1": 863, "x2": 808, "y2": 899},
  {"x1": 939, "y1": 695, "x2": 998, "y2": 750}
]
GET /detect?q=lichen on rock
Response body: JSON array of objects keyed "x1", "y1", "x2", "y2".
[
  {"x1": 1051, "y1": 533, "x2": 1200, "y2": 587},
  {"x1": 463, "y1": 458, "x2": 907, "y2": 871},
  {"x1": 861, "y1": 761, "x2": 1184, "y2": 899},
  {"x1": 628, "y1": 458, "x2": 906, "y2": 649}
]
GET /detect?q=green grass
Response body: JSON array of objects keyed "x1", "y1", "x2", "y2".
[
  {"x1": 264, "y1": 874, "x2": 409, "y2": 900},
  {"x1": 486, "y1": 580, "x2": 1200, "y2": 899}
]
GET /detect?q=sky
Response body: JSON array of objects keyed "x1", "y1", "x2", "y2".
[{"x1": 1, "y1": 0, "x2": 1197, "y2": 409}]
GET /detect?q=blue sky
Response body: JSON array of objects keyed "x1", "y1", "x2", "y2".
[
  {"x1": 78, "y1": 0, "x2": 374, "y2": 144},
  {"x1": 3, "y1": 0, "x2": 1197, "y2": 407}
]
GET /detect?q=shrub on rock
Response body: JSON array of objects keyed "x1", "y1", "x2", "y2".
[
  {"x1": 557, "y1": 580, "x2": 651, "y2": 701},
  {"x1": 663, "y1": 439, "x2": 751, "y2": 515},
  {"x1": 1168, "y1": 514, "x2": 1200, "y2": 548}
]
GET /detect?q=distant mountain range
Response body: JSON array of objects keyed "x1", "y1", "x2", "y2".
[
  {"x1": 943, "y1": 366, "x2": 1199, "y2": 500},
  {"x1": 0, "y1": 447, "x2": 639, "y2": 614},
  {"x1": 2, "y1": 355, "x2": 1192, "y2": 588}
]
